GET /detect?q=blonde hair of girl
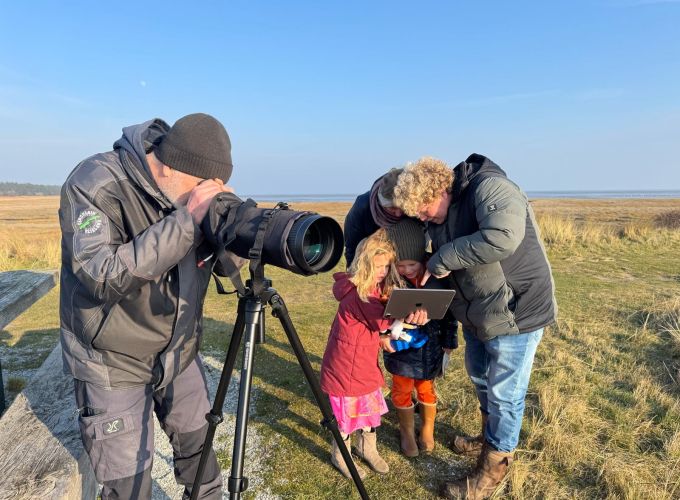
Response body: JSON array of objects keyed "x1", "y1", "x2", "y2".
[{"x1": 348, "y1": 228, "x2": 403, "y2": 301}]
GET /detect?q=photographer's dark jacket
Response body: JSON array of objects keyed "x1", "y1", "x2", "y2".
[
  {"x1": 59, "y1": 119, "x2": 214, "y2": 389},
  {"x1": 383, "y1": 275, "x2": 458, "y2": 380},
  {"x1": 427, "y1": 154, "x2": 557, "y2": 341}
]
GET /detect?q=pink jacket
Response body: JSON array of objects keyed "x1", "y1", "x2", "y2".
[{"x1": 320, "y1": 272, "x2": 392, "y2": 397}]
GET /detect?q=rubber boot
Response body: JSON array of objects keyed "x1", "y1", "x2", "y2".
[
  {"x1": 450, "y1": 412, "x2": 488, "y2": 458},
  {"x1": 439, "y1": 442, "x2": 514, "y2": 500},
  {"x1": 331, "y1": 434, "x2": 367, "y2": 479},
  {"x1": 396, "y1": 406, "x2": 419, "y2": 457},
  {"x1": 354, "y1": 428, "x2": 389, "y2": 473},
  {"x1": 418, "y1": 402, "x2": 437, "y2": 453}
]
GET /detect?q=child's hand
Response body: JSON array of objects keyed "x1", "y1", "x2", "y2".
[
  {"x1": 389, "y1": 319, "x2": 404, "y2": 340},
  {"x1": 405, "y1": 308, "x2": 429, "y2": 325},
  {"x1": 380, "y1": 336, "x2": 396, "y2": 353}
]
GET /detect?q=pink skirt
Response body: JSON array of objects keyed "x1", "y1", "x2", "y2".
[{"x1": 328, "y1": 388, "x2": 389, "y2": 435}]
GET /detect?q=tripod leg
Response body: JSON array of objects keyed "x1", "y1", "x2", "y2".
[
  {"x1": 190, "y1": 297, "x2": 247, "y2": 500},
  {"x1": 227, "y1": 297, "x2": 263, "y2": 499},
  {"x1": 269, "y1": 293, "x2": 371, "y2": 500}
]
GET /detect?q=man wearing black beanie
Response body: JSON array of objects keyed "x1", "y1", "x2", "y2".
[{"x1": 59, "y1": 113, "x2": 233, "y2": 499}]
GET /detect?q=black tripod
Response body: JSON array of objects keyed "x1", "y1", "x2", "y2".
[{"x1": 190, "y1": 275, "x2": 370, "y2": 500}]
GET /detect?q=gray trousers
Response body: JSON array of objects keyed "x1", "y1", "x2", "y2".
[{"x1": 75, "y1": 357, "x2": 222, "y2": 499}]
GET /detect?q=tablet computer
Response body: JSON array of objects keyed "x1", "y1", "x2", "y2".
[{"x1": 383, "y1": 288, "x2": 456, "y2": 320}]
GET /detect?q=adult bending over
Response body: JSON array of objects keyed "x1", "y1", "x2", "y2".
[
  {"x1": 343, "y1": 168, "x2": 404, "y2": 267},
  {"x1": 59, "y1": 113, "x2": 234, "y2": 499},
  {"x1": 394, "y1": 155, "x2": 557, "y2": 500}
]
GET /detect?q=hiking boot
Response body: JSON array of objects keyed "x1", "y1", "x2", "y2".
[
  {"x1": 450, "y1": 412, "x2": 488, "y2": 458},
  {"x1": 439, "y1": 442, "x2": 513, "y2": 499},
  {"x1": 354, "y1": 428, "x2": 389, "y2": 473},
  {"x1": 331, "y1": 434, "x2": 367, "y2": 480},
  {"x1": 396, "y1": 405, "x2": 419, "y2": 457}
]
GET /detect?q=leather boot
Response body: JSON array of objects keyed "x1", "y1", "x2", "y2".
[
  {"x1": 331, "y1": 434, "x2": 367, "y2": 480},
  {"x1": 396, "y1": 406, "x2": 419, "y2": 457},
  {"x1": 439, "y1": 442, "x2": 513, "y2": 499},
  {"x1": 354, "y1": 428, "x2": 389, "y2": 473},
  {"x1": 418, "y1": 402, "x2": 437, "y2": 453},
  {"x1": 450, "y1": 412, "x2": 488, "y2": 458}
]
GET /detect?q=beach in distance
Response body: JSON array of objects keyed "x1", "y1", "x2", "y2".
[{"x1": 1, "y1": 195, "x2": 680, "y2": 499}]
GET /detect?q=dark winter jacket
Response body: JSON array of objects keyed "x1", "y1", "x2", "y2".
[
  {"x1": 383, "y1": 276, "x2": 458, "y2": 380},
  {"x1": 320, "y1": 273, "x2": 392, "y2": 397},
  {"x1": 59, "y1": 119, "x2": 214, "y2": 389},
  {"x1": 427, "y1": 154, "x2": 557, "y2": 341},
  {"x1": 343, "y1": 190, "x2": 379, "y2": 267}
]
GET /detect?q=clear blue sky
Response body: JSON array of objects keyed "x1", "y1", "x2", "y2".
[{"x1": 1, "y1": 1, "x2": 679, "y2": 195}]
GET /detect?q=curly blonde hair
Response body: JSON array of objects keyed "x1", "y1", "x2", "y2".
[
  {"x1": 348, "y1": 229, "x2": 402, "y2": 301},
  {"x1": 393, "y1": 157, "x2": 454, "y2": 217}
]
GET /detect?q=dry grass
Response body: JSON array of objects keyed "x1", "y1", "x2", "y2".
[
  {"x1": 2, "y1": 195, "x2": 680, "y2": 499},
  {"x1": 654, "y1": 210, "x2": 680, "y2": 230},
  {"x1": 640, "y1": 298, "x2": 680, "y2": 360},
  {"x1": 0, "y1": 196, "x2": 61, "y2": 271},
  {"x1": 530, "y1": 198, "x2": 680, "y2": 228}
]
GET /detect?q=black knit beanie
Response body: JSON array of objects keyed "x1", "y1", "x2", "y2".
[
  {"x1": 155, "y1": 113, "x2": 233, "y2": 182},
  {"x1": 387, "y1": 218, "x2": 426, "y2": 262}
]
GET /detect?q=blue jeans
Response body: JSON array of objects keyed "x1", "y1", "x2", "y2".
[{"x1": 463, "y1": 328, "x2": 543, "y2": 452}]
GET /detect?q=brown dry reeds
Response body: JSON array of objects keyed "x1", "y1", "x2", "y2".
[
  {"x1": 654, "y1": 210, "x2": 680, "y2": 230},
  {"x1": 537, "y1": 214, "x2": 680, "y2": 249},
  {"x1": 0, "y1": 228, "x2": 60, "y2": 271}
]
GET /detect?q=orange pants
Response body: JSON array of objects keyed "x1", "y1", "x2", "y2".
[{"x1": 391, "y1": 374, "x2": 436, "y2": 408}]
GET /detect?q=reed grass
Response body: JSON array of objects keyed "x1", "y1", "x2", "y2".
[{"x1": 2, "y1": 196, "x2": 680, "y2": 498}]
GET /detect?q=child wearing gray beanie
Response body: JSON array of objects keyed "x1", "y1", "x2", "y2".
[{"x1": 384, "y1": 218, "x2": 458, "y2": 458}]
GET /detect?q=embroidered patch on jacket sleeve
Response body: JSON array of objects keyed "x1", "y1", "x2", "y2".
[{"x1": 76, "y1": 209, "x2": 103, "y2": 234}]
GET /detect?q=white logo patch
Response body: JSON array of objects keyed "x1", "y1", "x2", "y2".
[{"x1": 76, "y1": 210, "x2": 103, "y2": 234}]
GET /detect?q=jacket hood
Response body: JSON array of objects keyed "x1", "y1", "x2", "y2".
[
  {"x1": 332, "y1": 272, "x2": 357, "y2": 301},
  {"x1": 113, "y1": 119, "x2": 173, "y2": 207},
  {"x1": 450, "y1": 153, "x2": 507, "y2": 202}
]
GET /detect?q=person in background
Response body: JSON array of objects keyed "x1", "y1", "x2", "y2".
[
  {"x1": 319, "y1": 229, "x2": 401, "y2": 479},
  {"x1": 394, "y1": 155, "x2": 557, "y2": 500},
  {"x1": 343, "y1": 168, "x2": 405, "y2": 267},
  {"x1": 382, "y1": 218, "x2": 458, "y2": 458},
  {"x1": 59, "y1": 113, "x2": 234, "y2": 499}
]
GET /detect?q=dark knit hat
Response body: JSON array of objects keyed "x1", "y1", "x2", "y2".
[
  {"x1": 155, "y1": 113, "x2": 233, "y2": 182},
  {"x1": 387, "y1": 218, "x2": 426, "y2": 263}
]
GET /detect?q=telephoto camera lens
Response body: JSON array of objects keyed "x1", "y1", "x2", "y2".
[
  {"x1": 202, "y1": 192, "x2": 344, "y2": 276},
  {"x1": 287, "y1": 214, "x2": 343, "y2": 273}
]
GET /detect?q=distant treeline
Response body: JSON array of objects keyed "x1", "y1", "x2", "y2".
[{"x1": 0, "y1": 182, "x2": 61, "y2": 196}]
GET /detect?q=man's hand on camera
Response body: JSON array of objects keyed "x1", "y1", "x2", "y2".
[{"x1": 187, "y1": 179, "x2": 233, "y2": 225}]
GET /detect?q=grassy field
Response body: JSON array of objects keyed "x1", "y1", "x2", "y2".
[{"x1": 1, "y1": 195, "x2": 680, "y2": 499}]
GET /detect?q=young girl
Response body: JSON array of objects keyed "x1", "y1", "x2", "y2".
[
  {"x1": 320, "y1": 229, "x2": 401, "y2": 479},
  {"x1": 383, "y1": 218, "x2": 458, "y2": 457}
]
